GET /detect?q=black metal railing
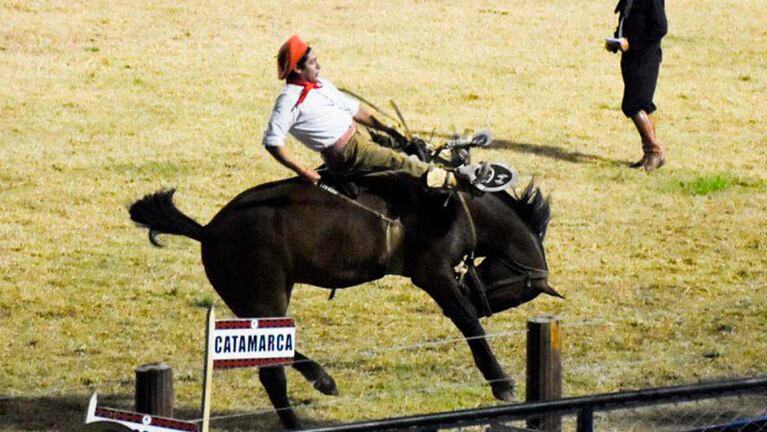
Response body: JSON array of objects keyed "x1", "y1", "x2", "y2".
[{"x1": 300, "y1": 376, "x2": 767, "y2": 432}]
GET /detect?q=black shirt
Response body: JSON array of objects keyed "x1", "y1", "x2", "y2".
[{"x1": 615, "y1": 0, "x2": 668, "y2": 52}]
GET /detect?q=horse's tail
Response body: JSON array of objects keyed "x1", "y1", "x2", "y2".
[{"x1": 129, "y1": 189, "x2": 205, "y2": 247}]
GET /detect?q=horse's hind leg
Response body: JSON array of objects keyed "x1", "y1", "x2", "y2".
[
  {"x1": 227, "y1": 289, "x2": 301, "y2": 429},
  {"x1": 227, "y1": 297, "x2": 301, "y2": 429},
  {"x1": 259, "y1": 366, "x2": 300, "y2": 429},
  {"x1": 202, "y1": 247, "x2": 301, "y2": 429},
  {"x1": 293, "y1": 351, "x2": 338, "y2": 395}
]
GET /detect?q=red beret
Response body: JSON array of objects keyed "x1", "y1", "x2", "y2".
[{"x1": 277, "y1": 35, "x2": 309, "y2": 80}]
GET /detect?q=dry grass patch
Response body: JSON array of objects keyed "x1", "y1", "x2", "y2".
[{"x1": 1, "y1": 0, "x2": 766, "y2": 430}]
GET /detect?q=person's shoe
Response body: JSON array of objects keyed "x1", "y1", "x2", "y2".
[
  {"x1": 426, "y1": 162, "x2": 517, "y2": 193},
  {"x1": 629, "y1": 155, "x2": 647, "y2": 168},
  {"x1": 425, "y1": 165, "x2": 482, "y2": 193},
  {"x1": 642, "y1": 152, "x2": 665, "y2": 172},
  {"x1": 456, "y1": 163, "x2": 482, "y2": 183}
]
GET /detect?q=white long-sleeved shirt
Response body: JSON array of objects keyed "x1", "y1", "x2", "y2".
[{"x1": 262, "y1": 78, "x2": 360, "y2": 151}]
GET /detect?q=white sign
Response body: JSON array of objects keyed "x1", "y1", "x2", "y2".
[
  {"x1": 85, "y1": 393, "x2": 198, "y2": 432},
  {"x1": 211, "y1": 318, "x2": 295, "y2": 369}
]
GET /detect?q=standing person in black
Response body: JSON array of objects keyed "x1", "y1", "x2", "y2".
[{"x1": 606, "y1": 0, "x2": 668, "y2": 172}]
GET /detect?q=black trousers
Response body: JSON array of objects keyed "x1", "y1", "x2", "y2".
[{"x1": 621, "y1": 45, "x2": 662, "y2": 117}]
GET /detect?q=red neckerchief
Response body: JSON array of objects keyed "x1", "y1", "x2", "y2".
[{"x1": 287, "y1": 77, "x2": 322, "y2": 108}]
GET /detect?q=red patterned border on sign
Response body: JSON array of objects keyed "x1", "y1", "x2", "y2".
[
  {"x1": 215, "y1": 318, "x2": 295, "y2": 329},
  {"x1": 257, "y1": 318, "x2": 295, "y2": 328},
  {"x1": 152, "y1": 417, "x2": 199, "y2": 431},
  {"x1": 213, "y1": 357, "x2": 294, "y2": 369},
  {"x1": 215, "y1": 320, "x2": 252, "y2": 329},
  {"x1": 94, "y1": 407, "x2": 198, "y2": 431},
  {"x1": 95, "y1": 407, "x2": 143, "y2": 423}
]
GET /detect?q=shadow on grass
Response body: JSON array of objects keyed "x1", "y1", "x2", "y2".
[
  {"x1": 211, "y1": 410, "x2": 337, "y2": 432},
  {"x1": 410, "y1": 130, "x2": 629, "y2": 166},
  {"x1": 0, "y1": 394, "x2": 131, "y2": 431},
  {"x1": 0, "y1": 394, "x2": 336, "y2": 431},
  {"x1": 492, "y1": 139, "x2": 628, "y2": 167}
]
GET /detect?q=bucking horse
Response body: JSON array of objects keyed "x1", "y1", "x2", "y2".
[{"x1": 129, "y1": 139, "x2": 561, "y2": 429}]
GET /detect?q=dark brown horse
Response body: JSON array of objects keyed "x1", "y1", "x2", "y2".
[{"x1": 129, "y1": 175, "x2": 560, "y2": 429}]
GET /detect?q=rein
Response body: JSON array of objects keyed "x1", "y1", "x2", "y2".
[
  {"x1": 318, "y1": 183, "x2": 399, "y2": 224},
  {"x1": 456, "y1": 192, "x2": 492, "y2": 316},
  {"x1": 456, "y1": 192, "x2": 478, "y2": 251}
]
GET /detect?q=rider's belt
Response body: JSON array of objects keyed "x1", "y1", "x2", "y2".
[{"x1": 323, "y1": 122, "x2": 357, "y2": 155}]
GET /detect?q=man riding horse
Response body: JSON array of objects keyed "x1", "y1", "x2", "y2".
[
  {"x1": 264, "y1": 34, "x2": 483, "y2": 191},
  {"x1": 128, "y1": 35, "x2": 561, "y2": 430}
]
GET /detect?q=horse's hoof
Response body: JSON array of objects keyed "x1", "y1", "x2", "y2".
[
  {"x1": 492, "y1": 379, "x2": 516, "y2": 402},
  {"x1": 313, "y1": 373, "x2": 339, "y2": 396}
]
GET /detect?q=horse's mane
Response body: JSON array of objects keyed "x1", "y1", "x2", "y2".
[{"x1": 496, "y1": 182, "x2": 551, "y2": 240}]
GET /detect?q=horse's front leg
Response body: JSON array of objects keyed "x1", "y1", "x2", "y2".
[{"x1": 413, "y1": 269, "x2": 515, "y2": 401}]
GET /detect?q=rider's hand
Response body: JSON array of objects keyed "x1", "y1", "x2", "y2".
[
  {"x1": 605, "y1": 37, "x2": 629, "y2": 53},
  {"x1": 387, "y1": 126, "x2": 407, "y2": 147},
  {"x1": 301, "y1": 168, "x2": 322, "y2": 185},
  {"x1": 619, "y1": 38, "x2": 629, "y2": 51}
]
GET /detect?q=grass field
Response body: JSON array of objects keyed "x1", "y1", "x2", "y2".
[{"x1": 1, "y1": 0, "x2": 766, "y2": 430}]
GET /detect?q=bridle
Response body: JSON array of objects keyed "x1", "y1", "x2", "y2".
[
  {"x1": 461, "y1": 255, "x2": 549, "y2": 318},
  {"x1": 456, "y1": 192, "x2": 549, "y2": 317},
  {"x1": 482, "y1": 257, "x2": 550, "y2": 292}
]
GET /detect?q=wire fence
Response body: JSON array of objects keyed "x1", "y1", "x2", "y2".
[
  {"x1": 593, "y1": 394, "x2": 767, "y2": 432},
  {"x1": 0, "y1": 318, "x2": 606, "y2": 403},
  {"x1": 295, "y1": 377, "x2": 767, "y2": 432},
  {"x1": 432, "y1": 394, "x2": 767, "y2": 432},
  {"x1": 1, "y1": 316, "x2": 765, "y2": 432}
]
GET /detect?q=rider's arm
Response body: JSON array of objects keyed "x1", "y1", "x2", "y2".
[
  {"x1": 265, "y1": 145, "x2": 321, "y2": 185},
  {"x1": 354, "y1": 107, "x2": 404, "y2": 141},
  {"x1": 262, "y1": 92, "x2": 320, "y2": 184}
]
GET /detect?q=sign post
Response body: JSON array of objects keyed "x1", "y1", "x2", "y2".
[{"x1": 200, "y1": 306, "x2": 215, "y2": 432}]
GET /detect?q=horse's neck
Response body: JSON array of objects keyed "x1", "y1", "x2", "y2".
[
  {"x1": 470, "y1": 194, "x2": 534, "y2": 256},
  {"x1": 354, "y1": 176, "x2": 434, "y2": 216}
]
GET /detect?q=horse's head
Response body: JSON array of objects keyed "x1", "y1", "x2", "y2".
[
  {"x1": 466, "y1": 256, "x2": 563, "y2": 317},
  {"x1": 464, "y1": 183, "x2": 563, "y2": 317}
]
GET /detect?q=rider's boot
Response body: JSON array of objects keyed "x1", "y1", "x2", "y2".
[
  {"x1": 425, "y1": 167, "x2": 459, "y2": 189},
  {"x1": 425, "y1": 163, "x2": 514, "y2": 193},
  {"x1": 630, "y1": 111, "x2": 665, "y2": 172}
]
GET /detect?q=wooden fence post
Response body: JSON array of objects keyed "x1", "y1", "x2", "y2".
[
  {"x1": 135, "y1": 362, "x2": 174, "y2": 417},
  {"x1": 526, "y1": 315, "x2": 562, "y2": 432}
]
